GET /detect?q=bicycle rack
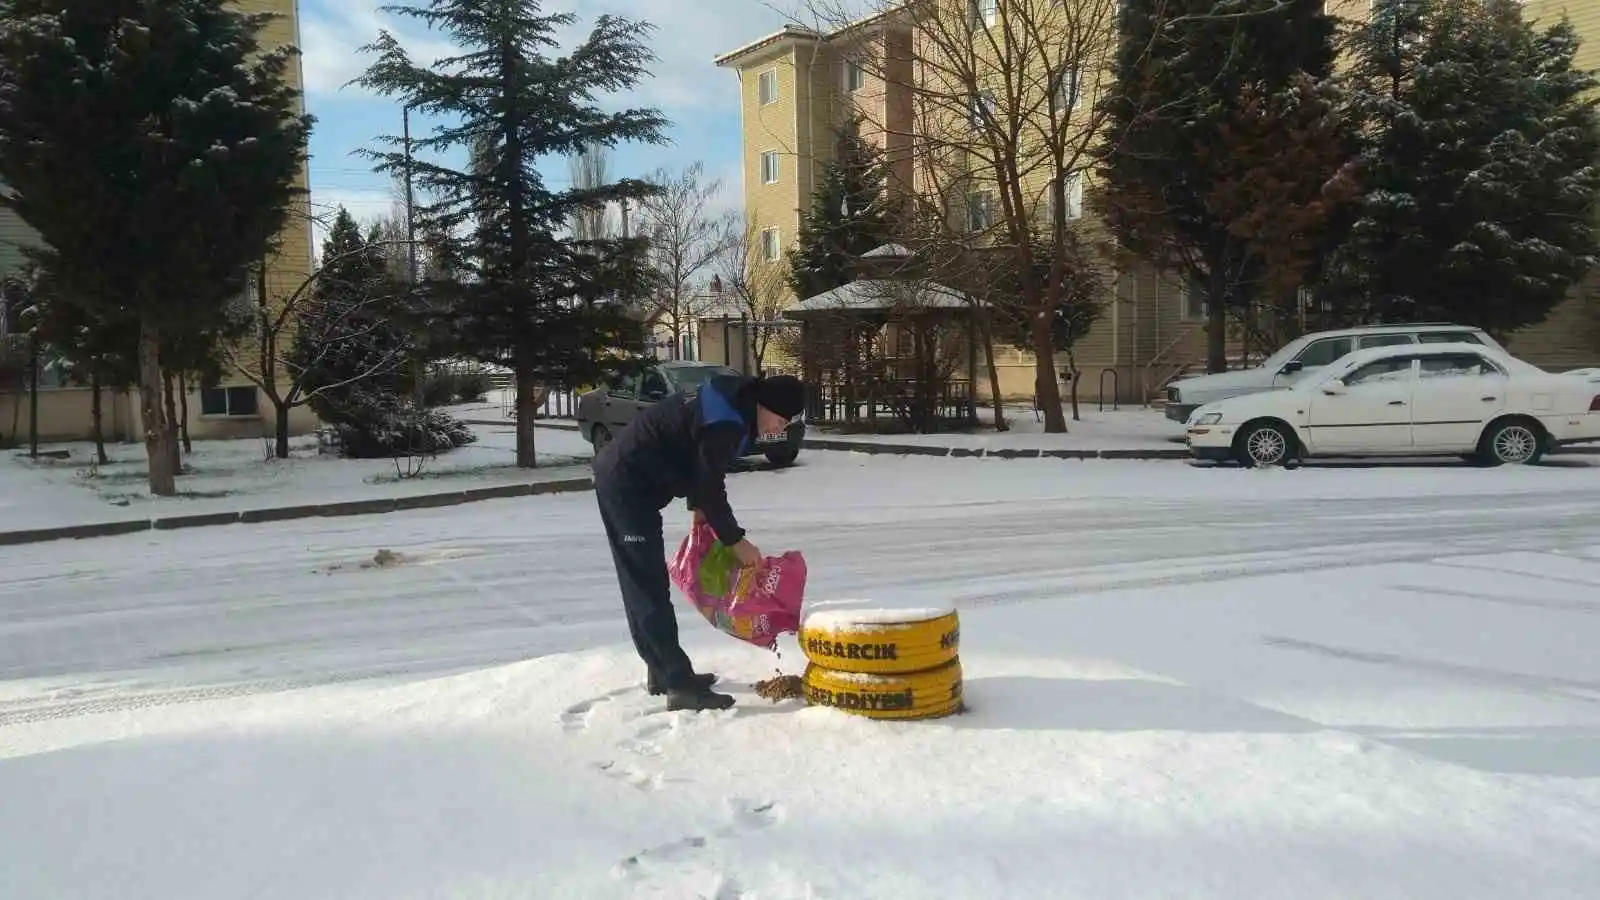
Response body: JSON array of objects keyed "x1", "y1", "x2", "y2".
[{"x1": 1097, "y1": 368, "x2": 1119, "y2": 412}]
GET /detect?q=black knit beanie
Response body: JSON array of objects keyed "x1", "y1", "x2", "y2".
[{"x1": 753, "y1": 374, "x2": 806, "y2": 418}]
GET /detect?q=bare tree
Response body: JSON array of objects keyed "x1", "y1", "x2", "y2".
[
  {"x1": 567, "y1": 140, "x2": 617, "y2": 241},
  {"x1": 722, "y1": 221, "x2": 793, "y2": 372},
  {"x1": 869, "y1": 210, "x2": 1012, "y2": 430},
  {"x1": 637, "y1": 161, "x2": 737, "y2": 358},
  {"x1": 366, "y1": 173, "x2": 415, "y2": 283},
  {"x1": 223, "y1": 236, "x2": 411, "y2": 459},
  {"x1": 798, "y1": 0, "x2": 1121, "y2": 432}
]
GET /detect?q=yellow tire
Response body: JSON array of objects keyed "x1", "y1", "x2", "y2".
[
  {"x1": 802, "y1": 658, "x2": 963, "y2": 721},
  {"x1": 799, "y1": 607, "x2": 960, "y2": 675}
]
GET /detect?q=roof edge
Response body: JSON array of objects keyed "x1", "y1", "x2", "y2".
[{"x1": 713, "y1": 25, "x2": 823, "y2": 68}]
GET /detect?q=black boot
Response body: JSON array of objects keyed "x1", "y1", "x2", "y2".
[
  {"x1": 666, "y1": 685, "x2": 735, "y2": 712},
  {"x1": 647, "y1": 670, "x2": 717, "y2": 696}
]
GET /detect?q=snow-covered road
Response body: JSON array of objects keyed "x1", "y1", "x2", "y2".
[
  {"x1": 2, "y1": 455, "x2": 1597, "y2": 716},
  {"x1": 3, "y1": 454, "x2": 1600, "y2": 898}
]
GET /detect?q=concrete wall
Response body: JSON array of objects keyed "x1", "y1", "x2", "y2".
[{"x1": 0, "y1": 386, "x2": 319, "y2": 445}]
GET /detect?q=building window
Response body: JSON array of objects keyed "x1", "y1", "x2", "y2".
[
  {"x1": 967, "y1": 191, "x2": 993, "y2": 233},
  {"x1": 758, "y1": 69, "x2": 778, "y2": 105},
  {"x1": 761, "y1": 150, "x2": 779, "y2": 184},
  {"x1": 1053, "y1": 68, "x2": 1080, "y2": 113},
  {"x1": 761, "y1": 226, "x2": 780, "y2": 261},
  {"x1": 200, "y1": 385, "x2": 259, "y2": 418},
  {"x1": 1046, "y1": 174, "x2": 1084, "y2": 223},
  {"x1": 969, "y1": 91, "x2": 995, "y2": 128},
  {"x1": 844, "y1": 60, "x2": 865, "y2": 93},
  {"x1": 1064, "y1": 173, "x2": 1082, "y2": 220},
  {"x1": 969, "y1": 0, "x2": 998, "y2": 28}
]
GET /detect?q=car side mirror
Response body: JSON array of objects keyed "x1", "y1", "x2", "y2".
[
  {"x1": 1279, "y1": 360, "x2": 1304, "y2": 375},
  {"x1": 1321, "y1": 380, "x2": 1347, "y2": 395}
]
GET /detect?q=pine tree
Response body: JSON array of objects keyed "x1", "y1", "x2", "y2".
[
  {"x1": 1318, "y1": 0, "x2": 1600, "y2": 337},
  {"x1": 1096, "y1": 0, "x2": 1346, "y2": 371},
  {"x1": 288, "y1": 208, "x2": 416, "y2": 455},
  {"x1": 0, "y1": 0, "x2": 312, "y2": 494},
  {"x1": 353, "y1": 0, "x2": 667, "y2": 467},
  {"x1": 787, "y1": 116, "x2": 895, "y2": 301}
]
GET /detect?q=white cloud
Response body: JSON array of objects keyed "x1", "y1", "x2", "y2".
[
  {"x1": 571, "y1": 0, "x2": 795, "y2": 111},
  {"x1": 306, "y1": 185, "x2": 405, "y2": 254},
  {"x1": 298, "y1": 0, "x2": 795, "y2": 112},
  {"x1": 298, "y1": 1, "x2": 462, "y2": 98}
]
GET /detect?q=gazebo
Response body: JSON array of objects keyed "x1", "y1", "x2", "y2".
[{"x1": 784, "y1": 273, "x2": 981, "y2": 432}]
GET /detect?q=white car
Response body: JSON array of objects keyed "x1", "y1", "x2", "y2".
[
  {"x1": 1164, "y1": 323, "x2": 1503, "y2": 423},
  {"x1": 1184, "y1": 342, "x2": 1600, "y2": 467}
]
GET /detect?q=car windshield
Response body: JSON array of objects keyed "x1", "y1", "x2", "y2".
[
  {"x1": 667, "y1": 365, "x2": 739, "y2": 388},
  {"x1": 1257, "y1": 339, "x2": 1305, "y2": 370}
]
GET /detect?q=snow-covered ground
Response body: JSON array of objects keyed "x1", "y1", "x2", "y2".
[
  {"x1": 3, "y1": 453, "x2": 1600, "y2": 898},
  {"x1": 0, "y1": 424, "x2": 593, "y2": 527}
]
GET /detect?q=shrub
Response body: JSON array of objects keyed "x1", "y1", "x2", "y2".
[
  {"x1": 453, "y1": 370, "x2": 491, "y2": 403},
  {"x1": 320, "y1": 388, "x2": 479, "y2": 459},
  {"x1": 420, "y1": 372, "x2": 459, "y2": 408}
]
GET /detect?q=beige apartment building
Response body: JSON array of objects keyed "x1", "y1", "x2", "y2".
[
  {"x1": 712, "y1": 0, "x2": 1600, "y2": 407},
  {"x1": 0, "y1": 0, "x2": 317, "y2": 445}
]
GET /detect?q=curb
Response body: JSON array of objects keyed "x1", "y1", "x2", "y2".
[
  {"x1": 800, "y1": 438, "x2": 1190, "y2": 460},
  {"x1": 466, "y1": 417, "x2": 1188, "y2": 459},
  {"x1": 0, "y1": 476, "x2": 595, "y2": 548},
  {"x1": 462, "y1": 418, "x2": 580, "y2": 432}
]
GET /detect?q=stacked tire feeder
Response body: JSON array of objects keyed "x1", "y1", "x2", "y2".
[{"x1": 799, "y1": 607, "x2": 963, "y2": 720}]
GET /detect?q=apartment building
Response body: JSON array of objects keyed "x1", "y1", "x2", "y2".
[
  {"x1": 0, "y1": 0, "x2": 317, "y2": 444},
  {"x1": 715, "y1": 1, "x2": 1600, "y2": 405}
]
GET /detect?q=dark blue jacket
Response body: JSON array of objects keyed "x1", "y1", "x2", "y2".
[{"x1": 591, "y1": 373, "x2": 755, "y2": 545}]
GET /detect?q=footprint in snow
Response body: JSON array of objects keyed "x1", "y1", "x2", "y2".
[
  {"x1": 613, "y1": 835, "x2": 708, "y2": 877},
  {"x1": 619, "y1": 720, "x2": 675, "y2": 756},
  {"x1": 707, "y1": 874, "x2": 751, "y2": 900},
  {"x1": 726, "y1": 798, "x2": 783, "y2": 832},
  {"x1": 595, "y1": 760, "x2": 664, "y2": 792},
  {"x1": 559, "y1": 686, "x2": 633, "y2": 732}
]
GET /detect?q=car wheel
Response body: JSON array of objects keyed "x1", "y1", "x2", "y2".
[
  {"x1": 1234, "y1": 420, "x2": 1293, "y2": 468},
  {"x1": 1479, "y1": 419, "x2": 1544, "y2": 466},
  {"x1": 764, "y1": 444, "x2": 800, "y2": 467},
  {"x1": 591, "y1": 424, "x2": 612, "y2": 451}
]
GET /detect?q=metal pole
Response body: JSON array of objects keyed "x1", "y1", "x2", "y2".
[
  {"x1": 403, "y1": 105, "x2": 424, "y2": 409},
  {"x1": 403, "y1": 105, "x2": 418, "y2": 285},
  {"x1": 28, "y1": 331, "x2": 38, "y2": 458}
]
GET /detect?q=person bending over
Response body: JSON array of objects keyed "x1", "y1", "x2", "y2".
[{"x1": 591, "y1": 371, "x2": 806, "y2": 711}]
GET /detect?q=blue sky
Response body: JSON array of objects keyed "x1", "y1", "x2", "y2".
[{"x1": 296, "y1": 0, "x2": 798, "y2": 248}]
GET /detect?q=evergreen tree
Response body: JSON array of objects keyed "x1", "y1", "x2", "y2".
[
  {"x1": 353, "y1": 0, "x2": 667, "y2": 467},
  {"x1": 1318, "y1": 0, "x2": 1600, "y2": 337},
  {"x1": 0, "y1": 0, "x2": 312, "y2": 494},
  {"x1": 787, "y1": 116, "x2": 895, "y2": 301},
  {"x1": 287, "y1": 208, "x2": 419, "y2": 454},
  {"x1": 1095, "y1": 0, "x2": 1348, "y2": 371}
]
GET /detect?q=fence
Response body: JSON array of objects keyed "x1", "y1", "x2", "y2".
[
  {"x1": 807, "y1": 377, "x2": 976, "y2": 431},
  {"x1": 495, "y1": 385, "x2": 580, "y2": 420}
]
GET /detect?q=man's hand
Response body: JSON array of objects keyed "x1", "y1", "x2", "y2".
[
  {"x1": 692, "y1": 508, "x2": 706, "y2": 525},
  {"x1": 730, "y1": 539, "x2": 763, "y2": 569}
]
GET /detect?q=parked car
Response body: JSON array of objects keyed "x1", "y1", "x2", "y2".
[
  {"x1": 575, "y1": 360, "x2": 807, "y2": 466},
  {"x1": 1163, "y1": 323, "x2": 1505, "y2": 423},
  {"x1": 1183, "y1": 342, "x2": 1600, "y2": 467}
]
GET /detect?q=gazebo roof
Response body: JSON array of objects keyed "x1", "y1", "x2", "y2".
[
  {"x1": 860, "y1": 242, "x2": 913, "y2": 259},
  {"x1": 785, "y1": 279, "x2": 976, "y2": 318}
]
